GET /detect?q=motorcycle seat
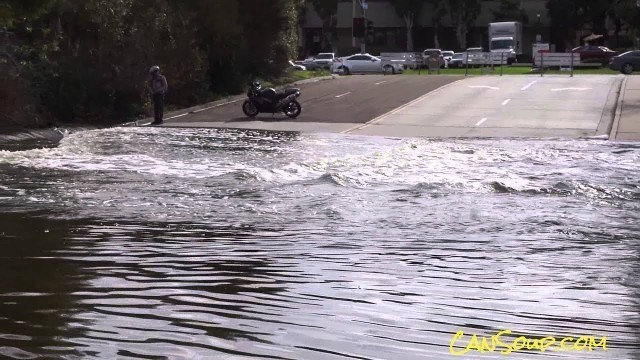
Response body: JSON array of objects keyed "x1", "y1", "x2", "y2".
[{"x1": 277, "y1": 88, "x2": 300, "y2": 97}]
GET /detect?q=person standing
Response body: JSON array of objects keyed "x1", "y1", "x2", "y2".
[{"x1": 149, "y1": 65, "x2": 168, "y2": 125}]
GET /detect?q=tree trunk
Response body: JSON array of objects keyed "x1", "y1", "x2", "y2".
[
  {"x1": 456, "y1": 21, "x2": 467, "y2": 50},
  {"x1": 404, "y1": 14, "x2": 414, "y2": 52}
]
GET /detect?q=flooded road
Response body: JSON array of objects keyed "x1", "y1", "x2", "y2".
[{"x1": 0, "y1": 127, "x2": 639, "y2": 359}]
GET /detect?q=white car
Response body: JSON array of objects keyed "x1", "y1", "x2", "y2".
[
  {"x1": 442, "y1": 51, "x2": 454, "y2": 66},
  {"x1": 332, "y1": 53, "x2": 404, "y2": 75},
  {"x1": 289, "y1": 60, "x2": 306, "y2": 71},
  {"x1": 314, "y1": 53, "x2": 336, "y2": 69}
]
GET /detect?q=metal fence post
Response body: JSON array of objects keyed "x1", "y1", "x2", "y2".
[
  {"x1": 540, "y1": 53, "x2": 544, "y2": 77},
  {"x1": 500, "y1": 53, "x2": 504, "y2": 76},
  {"x1": 491, "y1": 52, "x2": 494, "y2": 72},
  {"x1": 465, "y1": 52, "x2": 469, "y2": 77},
  {"x1": 570, "y1": 52, "x2": 574, "y2": 77}
]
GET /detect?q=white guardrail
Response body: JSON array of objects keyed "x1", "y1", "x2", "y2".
[
  {"x1": 379, "y1": 52, "x2": 422, "y2": 69},
  {"x1": 464, "y1": 52, "x2": 511, "y2": 66},
  {"x1": 533, "y1": 52, "x2": 581, "y2": 77},
  {"x1": 374, "y1": 50, "x2": 582, "y2": 77},
  {"x1": 533, "y1": 52, "x2": 580, "y2": 67}
]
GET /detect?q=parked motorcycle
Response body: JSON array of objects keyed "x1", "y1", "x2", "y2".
[{"x1": 242, "y1": 81, "x2": 302, "y2": 119}]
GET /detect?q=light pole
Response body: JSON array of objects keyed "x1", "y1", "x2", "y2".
[{"x1": 359, "y1": 0, "x2": 367, "y2": 54}]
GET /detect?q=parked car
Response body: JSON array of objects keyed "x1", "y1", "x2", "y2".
[
  {"x1": 302, "y1": 57, "x2": 320, "y2": 70},
  {"x1": 289, "y1": 60, "x2": 306, "y2": 71},
  {"x1": 422, "y1": 49, "x2": 445, "y2": 68},
  {"x1": 448, "y1": 52, "x2": 465, "y2": 68},
  {"x1": 314, "y1": 53, "x2": 336, "y2": 69},
  {"x1": 571, "y1": 45, "x2": 618, "y2": 66},
  {"x1": 609, "y1": 50, "x2": 640, "y2": 74},
  {"x1": 442, "y1": 50, "x2": 454, "y2": 66},
  {"x1": 332, "y1": 53, "x2": 404, "y2": 75}
]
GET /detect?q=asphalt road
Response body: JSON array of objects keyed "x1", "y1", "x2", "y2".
[
  {"x1": 347, "y1": 75, "x2": 622, "y2": 138},
  {"x1": 159, "y1": 74, "x2": 623, "y2": 139},
  {"x1": 163, "y1": 75, "x2": 464, "y2": 132}
]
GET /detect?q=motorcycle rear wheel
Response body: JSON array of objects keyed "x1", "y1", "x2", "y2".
[
  {"x1": 242, "y1": 100, "x2": 259, "y2": 117},
  {"x1": 283, "y1": 100, "x2": 302, "y2": 119}
]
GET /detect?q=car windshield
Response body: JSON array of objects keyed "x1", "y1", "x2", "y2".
[
  {"x1": 442, "y1": 51, "x2": 454, "y2": 56},
  {"x1": 452, "y1": 53, "x2": 463, "y2": 59},
  {"x1": 316, "y1": 54, "x2": 333, "y2": 59},
  {"x1": 424, "y1": 50, "x2": 440, "y2": 56},
  {"x1": 491, "y1": 39, "x2": 513, "y2": 50}
]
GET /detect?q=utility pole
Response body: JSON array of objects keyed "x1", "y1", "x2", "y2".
[
  {"x1": 352, "y1": 0, "x2": 367, "y2": 53},
  {"x1": 352, "y1": 0, "x2": 356, "y2": 48},
  {"x1": 360, "y1": 0, "x2": 367, "y2": 54}
]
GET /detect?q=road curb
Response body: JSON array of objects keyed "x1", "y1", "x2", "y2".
[
  {"x1": 595, "y1": 76, "x2": 623, "y2": 138},
  {"x1": 609, "y1": 76, "x2": 627, "y2": 141},
  {"x1": 120, "y1": 75, "x2": 337, "y2": 127}
]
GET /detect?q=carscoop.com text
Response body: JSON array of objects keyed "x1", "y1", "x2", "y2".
[{"x1": 449, "y1": 329, "x2": 607, "y2": 356}]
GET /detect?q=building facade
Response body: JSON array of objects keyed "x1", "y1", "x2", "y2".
[{"x1": 300, "y1": 0, "x2": 627, "y2": 59}]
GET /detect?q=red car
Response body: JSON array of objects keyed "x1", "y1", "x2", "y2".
[{"x1": 571, "y1": 45, "x2": 618, "y2": 66}]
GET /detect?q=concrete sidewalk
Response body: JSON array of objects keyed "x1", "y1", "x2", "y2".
[{"x1": 611, "y1": 76, "x2": 640, "y2": 141}]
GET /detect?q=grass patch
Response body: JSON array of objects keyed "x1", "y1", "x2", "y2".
[
  {"x1": 401, "y1": 66, "x2": 623, "y2": 76},
  {"x1": 269, "y1": 69, "x2": 332, "y2": 87}
]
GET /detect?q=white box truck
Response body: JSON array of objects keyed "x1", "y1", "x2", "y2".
[{"x1": 488, "y1": 22, "x2": 522, "y2": 64}]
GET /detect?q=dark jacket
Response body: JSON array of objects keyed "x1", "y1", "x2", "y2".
[{"x1": 150, "y1": 74, "x2": 169, "y2": 95}]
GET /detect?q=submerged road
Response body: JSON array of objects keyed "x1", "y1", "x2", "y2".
[{"x1": 161, "y1": 74, "x2": 624, "y2": 139}]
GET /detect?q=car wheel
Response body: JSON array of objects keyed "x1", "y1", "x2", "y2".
[
  {"x1": 339, "y1": 66, "x2": 350, "y2": 75},
  {"x1": 621, "y1": 63, "x2": 634, "y2": 75}
]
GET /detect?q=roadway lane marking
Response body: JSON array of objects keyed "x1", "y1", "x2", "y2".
[
  {"x1": 501, "y1": 99, "x2": 511, "y2": 106},
  {"x1": 342, "y1": 78, "x2": 466, "y2": 134},
  {"x1": 335, "y1": 92, "x2": 351, "y2": 98},
  {"x1": 476, "y1": 118, "x2": 488, "y2": 126},
  {"x1": 375, "y1": 81, "x2": 387, "y2": 85},
  {"x1": 521, "y1": 80, "x2": 537, "y2": 91},
  {"x1": 469, "y1": 85, "x2": 500, "y2": 90},
  {"x1": 551, "y1": 87, "x2": 591, "y2": 92}
]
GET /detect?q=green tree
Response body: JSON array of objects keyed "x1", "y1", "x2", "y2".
[
  {"x1": 1, "y1": 0, "x2": 303, "y2": 128},
  {"x1": 426, "y1": 0, "x2": 447, "y2": 49},
  {"x1": 390, "y1": 0, "x2": 424, "y2": 52},
  {"x1": 491, "y1": 0, "x2": 528, "y2": 24},
  {"x1": 546, "y1": 0, "x2": 612, "y2": 51},
  {"x1": 448, "y1": 0, "x2": 481, "y2": 50},
  {"x1": 610, "y1": 0, "x2": 640, "y2": 48},
  {"x1": 311, "y1": 0, "x2": 339, "y2": 52}
]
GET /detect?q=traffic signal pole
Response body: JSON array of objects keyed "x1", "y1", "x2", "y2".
[
  {"x1": 352, "y1": 0, "x2": 356, "y2": 48},
  {"x1": 352, "y1": 0, "x2": 366, "y2": 54},
  {"x1": 360, "y1": 1, "x2": 366, "y2": 54}
]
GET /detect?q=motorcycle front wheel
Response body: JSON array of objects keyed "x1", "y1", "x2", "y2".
[
  {"x1": 242, "y1": 100, "x2": 259, "y2": 117},
  {"x1": 283, "y1": 100, "x2": 302, "y2": 119}
]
